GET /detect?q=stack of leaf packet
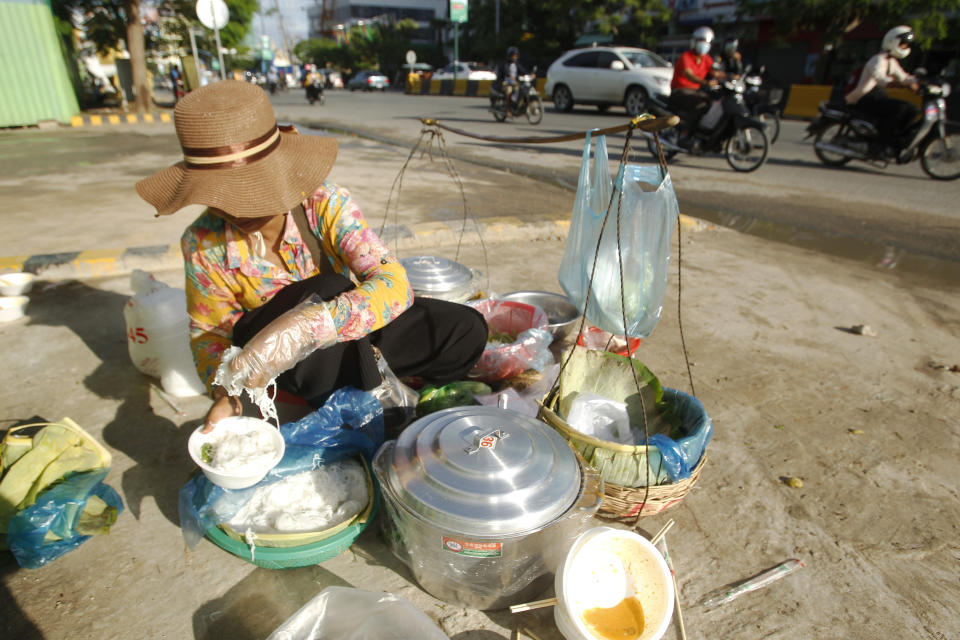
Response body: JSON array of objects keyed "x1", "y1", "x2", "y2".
[{"x1": 0, "y1": 418, "x2": 123, "y2": 569}]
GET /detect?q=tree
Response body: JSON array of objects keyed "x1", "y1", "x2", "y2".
[
  {"x1": 294, "y1": 18, "x2": 421, "y2": 81},
  {"x1": 52, "y1": 0, "x2": 258, "y2": 111},
  {"x1": 738, "y1": 0, "x2": 960, "y2": 50},
  {"x1": 738, "y1": 0, "x2": 960, "y2": 82},
  {"x1": 458, "y1": 0, "x2": 671, "y2": 67}
]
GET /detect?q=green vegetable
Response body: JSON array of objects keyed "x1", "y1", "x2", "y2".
[
  {"x1": 487, "y1": 330, "x2": 518, "y2": 344},
  {"x1": 417, "y1": 381, "x2": 493, "y2": 416},
  {"x1": 200, "y1": 443, "x2": 213, "y2": 464}
]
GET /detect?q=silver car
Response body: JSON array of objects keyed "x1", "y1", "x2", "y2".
[
  {"x1": 348, "y1": 70, "x2": 390, "y2": 91},
  {"x1": 545, "y1": 46, "x2": 673, "y2": 115}
]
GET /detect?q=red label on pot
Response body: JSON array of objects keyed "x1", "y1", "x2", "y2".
[{"x1": 442, "y1": 537, "x2": 502, "y2": 558}]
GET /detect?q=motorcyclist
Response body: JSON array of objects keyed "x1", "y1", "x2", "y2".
[
  {"x1": 845, "y1": 25, "x2": 920, "y2": 156},
  {"x1": 495, "y1": 46, "x2": 528, "y2": 115},
  {"x1": 669, "y1": 27, "x2": 721, "y2": 127},
  {"x1": 716, "y1": 37, "x2": 744, "y2": 79},
  {"x1": 304, "y1": 64, "x2": 324, "y2": 103}
]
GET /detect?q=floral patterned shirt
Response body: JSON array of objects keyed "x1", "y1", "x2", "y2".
[{"x1": 181, "y1": 182, "x2": 413, "y2": 393}]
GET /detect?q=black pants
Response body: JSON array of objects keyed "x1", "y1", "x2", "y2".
[
  {"x1": 232, "y1": 274, "x2": 488, "y2": 405},
  {"x1": 856, "y1": 93, "x2": 918, "y2": 146},
  {"x1": 668, "y1": 88, "x2": 712, "y2": 126}
]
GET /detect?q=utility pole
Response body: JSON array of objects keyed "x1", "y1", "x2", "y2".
[{"x1": 273, "y1": 0, "x2": 293, "y2": 60}]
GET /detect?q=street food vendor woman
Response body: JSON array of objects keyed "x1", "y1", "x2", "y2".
[{"x1": 136, "y1": 81, "x2": 487, "y2": 430}]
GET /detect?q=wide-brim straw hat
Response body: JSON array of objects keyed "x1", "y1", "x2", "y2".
[{"x1": 136, "y1": 80, "x2": 337, "y2": 218}]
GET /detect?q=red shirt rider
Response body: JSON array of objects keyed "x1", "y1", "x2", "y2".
[{"x1": 672, "y1": 50, "x2": 714, "y2": 90}]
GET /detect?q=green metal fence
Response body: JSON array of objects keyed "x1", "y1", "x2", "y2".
[{"x1": 0, "y1": 0, "x2": 79, "y2": 127}]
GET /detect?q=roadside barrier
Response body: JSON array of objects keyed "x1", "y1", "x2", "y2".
[
  {"x1": 782, "y1": 84, "x2": 920, "y2": 119},
  {"x1": 69, "y1": 112, "x2": 172, "y2": 127}
]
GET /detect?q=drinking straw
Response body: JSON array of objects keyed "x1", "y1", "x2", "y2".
[
  {"x1": 509, "y1": 519, "x2": 676, "y2": 614},
  {"x1": 151, "y1": 383, "x2": 185, "y2": 416}
]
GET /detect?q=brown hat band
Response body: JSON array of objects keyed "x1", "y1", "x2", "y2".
[{"x1": 182, "y1": 125, "x2": 281, "y2": 170}]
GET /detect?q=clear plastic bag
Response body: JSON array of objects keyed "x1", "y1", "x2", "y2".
[
  {"x1": 267, "y1": 586, "x2": 449, "y2": 640},
  {"x1": 565, "y1": 392, "x2": 633, "y2": 444},
  {"x1": 558, "y1": 132, "x2": 680, "y2": 338},
  {"x1": 368, "y1": 351, "x2": 418, "y2": 430},
  {"x1": 178, "y1": 387, "x2": 384, "y2": 549},
  {"x1": 467, "y1": 299, "x2": 554, "y2": 382}
]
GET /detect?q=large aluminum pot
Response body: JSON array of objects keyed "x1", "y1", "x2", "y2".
[{"x1": 373, "y1": 406, "x2": 602, "y2": 610}]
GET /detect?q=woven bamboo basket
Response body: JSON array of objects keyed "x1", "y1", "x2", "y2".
[{"x1": 538, "y1": 371, "x2": 710, "y2": 524}]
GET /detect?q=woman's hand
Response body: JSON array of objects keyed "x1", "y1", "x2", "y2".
[{"x1": 203, "y1": 392, "x2": 242, "y2": 433}]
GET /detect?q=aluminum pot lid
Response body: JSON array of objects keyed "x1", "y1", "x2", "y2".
[
  {"x1": 385, "y1": 406, "x2": 581, "y2": 536},
  {"x1": 400, "y1": 256, "x2": 473, "y2": 293}
]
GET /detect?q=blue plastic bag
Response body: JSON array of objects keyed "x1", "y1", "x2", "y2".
[
  {"x1": 6, "y1": 468, "x2": 124, "y2": 569},
  {"x1": 559, "y1": 132, "x2": 680, "y2": 338},
  {"x1": 179, "y1": 386, "x2": 384, "y2": 548},
  {"x1": 645, "y1": 389, "x2": 713, "y2": 482}
]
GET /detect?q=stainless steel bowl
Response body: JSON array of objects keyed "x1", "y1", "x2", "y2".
[{"x1": 500, "y1": 291, "x2": 580, "y2": 340}]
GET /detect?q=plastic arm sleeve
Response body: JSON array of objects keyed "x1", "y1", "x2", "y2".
[{"x1": 225, "y1": 293, "x2": 338, "y2": 391}]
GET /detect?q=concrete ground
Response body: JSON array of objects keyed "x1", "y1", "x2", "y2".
[{"x1": 0, "y1": 122, "x2": 958, "y2": 640}]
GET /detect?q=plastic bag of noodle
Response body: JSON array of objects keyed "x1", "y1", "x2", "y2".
[{"x1": 558, "y1": 132, "x2": 679, "y2": 338}]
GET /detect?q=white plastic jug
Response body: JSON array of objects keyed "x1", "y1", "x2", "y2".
[{"x1": 123, "y1": 270, "x2": 206, "y2": 397}]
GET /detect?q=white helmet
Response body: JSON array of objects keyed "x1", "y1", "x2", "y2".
[
  {"x1": 691, "y1": 26, "x2": 715, "y2": 48},
  {"x1": 882, "y1": 25, "x2": 914, "y2": 60},
  {"x1": 691, "y1": 26, "x2": 715, "y2": 56}
]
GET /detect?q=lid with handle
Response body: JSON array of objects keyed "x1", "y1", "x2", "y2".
[
  {"x1": 399, "y1": 256, "x2": 473, "y2": 293},
  {"x1": 382, "y1": 406, "x2": 582, "y2": 536}
]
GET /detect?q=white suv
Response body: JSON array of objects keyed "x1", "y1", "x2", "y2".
[{"x1": 545, "y1": 46, "x2": 673, "y2": 115}]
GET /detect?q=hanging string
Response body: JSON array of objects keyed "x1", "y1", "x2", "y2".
[
  {"x1": 651, "y1": 133, "x2": 697, "y2": 399},
  {"x1": 381, "y1": 124, "x2": 491, "y2": 296}
]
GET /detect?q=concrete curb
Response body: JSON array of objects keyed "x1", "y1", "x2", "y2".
[{"x1": 69, "y1": 112, "x2": 173, "y2": 127}]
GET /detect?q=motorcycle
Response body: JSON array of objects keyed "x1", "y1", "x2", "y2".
[
  {"x1": 743, "y1": 66, "x2": 783, "y2": 144},
  {"x1": 489, "y1": 74, "x2": 543, "y2": 125},
  {"x1": 645, "y1": 78, "x2": 770, "y2": 172},
  {"x1": 306, "y1": 78, "x2": 325, "y2": 106},
  {"x1": 805, "y1": 73, "x2": 959, "y2": 180}
]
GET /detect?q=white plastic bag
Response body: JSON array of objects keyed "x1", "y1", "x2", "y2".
[
  {"x1": 558, "y1": 133, "x2": 680, "y2": 338},
  {"x1": 123, "y1": 270, "x2": 205, "y2": 397},
  {"x1": 267, "y1": 586, "x2": 450, "y2": 640},
  {"x1": 566, "y1": 391, "x2": 633, "y2": 444}
]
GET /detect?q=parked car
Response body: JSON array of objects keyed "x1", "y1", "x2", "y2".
[
  {"x1": 545, "y1": 46, "x2": 673, "y2": 115},
  {"x1": 348, "y1": 70, "x2": 390, "y2": 91},
  {"x1": 431, "y1": 62, "x2": 497, "y2": 82}
]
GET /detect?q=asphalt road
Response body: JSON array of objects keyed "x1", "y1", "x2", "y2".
[{"x1": 269, "y1": 88, "x2": 960, "y2": 263}]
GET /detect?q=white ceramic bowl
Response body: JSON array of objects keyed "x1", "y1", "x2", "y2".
[
  {"x1": 555, "y1": 526, "x2": 674, "y2": 640},
  {"x1": 0, "y1": 272, "x2": 36, "y2": 296},
  {"x1": 188, "y1": 416, "x2": 285, "y2": 490},
  {"x1": 0, "y1": 296, "x2": 29, "y2": 323}
]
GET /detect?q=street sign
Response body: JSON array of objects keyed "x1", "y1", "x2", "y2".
[
  {"x1": 450, "y1": 0, "x2": 468, "y2": 24},
  {"x1": 406, "y1": 50, "x2": 417, "y2": 66},
  {"x1": 196, "y1": 0, "x2": 228, "y2": 30}
]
